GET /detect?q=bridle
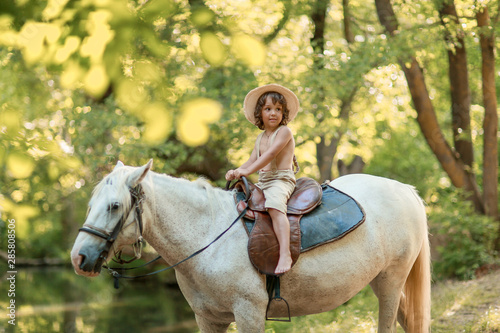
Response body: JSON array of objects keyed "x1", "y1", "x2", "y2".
[
  {"x1": 78, "y1": 184, "x2": 146, "y2": 265},
  {"x1": 77, "y1": 177, "x2": 251, "y2": 289}
]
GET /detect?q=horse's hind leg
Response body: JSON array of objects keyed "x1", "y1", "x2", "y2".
[
  {"x1": 195, "y1": 314, "x2": 230, "y2": 333},
  {"x1": 370, "y1": 270, "x2": 406, "y2": 333}
]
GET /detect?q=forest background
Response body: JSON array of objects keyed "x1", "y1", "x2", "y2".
[{"x1": 0, "y1": 0, "x2": 499, "y2": 286}]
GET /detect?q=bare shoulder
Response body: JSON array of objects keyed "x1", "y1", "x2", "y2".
[{"x1": 277, "y1": 126, "x2": 293, "y2": 139}]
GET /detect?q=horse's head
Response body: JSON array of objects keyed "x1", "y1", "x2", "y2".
[{"x1": 71, "y1": 160, "x2": 153, "y2": 277}]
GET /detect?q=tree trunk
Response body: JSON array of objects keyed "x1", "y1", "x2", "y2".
[
  {"x1": 375, "y1": 0, "x2": 484, "y2": 212},
  {"x1": 438, "y1": 0, "x2": 474, "y2": 167},
  {"x1": 310, "y1": 0, "x2": 328, "y2": 56},
  {"x1": 316, "y1": 97, "x2": 355, "y2": 181},
  {"x1": 310, "y1": 0, "x2": 329, "y2": 181},
  {"x1": 311, "y1": 0, "x2": 359, "y2": 181},
  {"x1": 342, "y1": 0, "x2": 354, "y2": 44},
  {"x1": 476, "y1": 6, "x2": 500, "y2": 248},
  {"x1": 61, "y1": 195, "x2": 79, "y2": 250},
  {"x1": 316, "y1": 136, "x2": 336, "y2": 182},
  {"x1": 338, "y1": 155, "x2": 365, "y2": 176}
]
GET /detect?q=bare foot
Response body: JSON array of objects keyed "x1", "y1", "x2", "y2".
[{"x1": 274, "y1": 253, "x2": 293, "y2": 275}]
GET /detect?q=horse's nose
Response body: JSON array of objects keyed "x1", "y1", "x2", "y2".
[
  {"x1": 78, "y1": 248, "x2": 103, "y2": 273},
  {"x1": 74, "y1": 254, "x2": 82, "y2": 268},
  {"x1": 78, "y1": 253, "x2": 88, "y2": 270}
]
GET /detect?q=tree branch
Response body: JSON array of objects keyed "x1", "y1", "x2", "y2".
[
  {"x1": 375, "y1": 0, "x2": 484, "y2": 213},
  {"x1": 0, "y1": 250, "x2": 67, "y2": 267},
  {"x1": 263, "y1": 0, "x2": 292, "y2": 45}
]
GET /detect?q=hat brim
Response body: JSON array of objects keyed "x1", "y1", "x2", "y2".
[{"x1": 243, "y1": 84, "x2": 300, "y2": 125}]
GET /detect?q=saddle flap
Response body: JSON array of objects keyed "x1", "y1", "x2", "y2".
[
  {"x1": 287, "y1": 177, "x2": 322, "y2": 215},
  {"x1": 247, "y1": 212, "x2": 301, "y2": 276},
  {"x1": 235, "y1": 181, "x2": 267, "y2": 211},
  {"x1": 232, "y1": 177, "x2": 322, "y2": 276},
  {"x1": 236, "y1": 200, "x2": 256, "y2": 220}
]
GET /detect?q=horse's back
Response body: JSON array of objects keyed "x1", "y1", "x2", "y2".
[
  {"x1": 330, "y1": 173, "x2": 414, "y2": 196},
  {"x1": 328, "y1": 173, "x2": 427, "y2": 259},
  {"x1": 330, "y1": 174, "x2": 425, "y2": 218}
]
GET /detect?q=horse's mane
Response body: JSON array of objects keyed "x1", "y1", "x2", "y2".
[
  {"x1": 152, "y1": 173, "x2": 231, "y2": 221},
  {"x1": 90, "y1": 167, "x2": 232, "y2": 221},
  {"x1": 193, "y1": 177, "x2": 232, "y2": 224}
]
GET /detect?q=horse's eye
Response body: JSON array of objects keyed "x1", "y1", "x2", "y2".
[{"x1": 109, "y1": 202, "x2": 120, "y2": 211}]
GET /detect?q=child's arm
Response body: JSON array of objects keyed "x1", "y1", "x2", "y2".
[
  {"x1": 235, "y1": 127, "x2": 292, "y2": 178},
  {"x1": 225, "y1": 144, "x2": 258, "y2": 181},
  {"x1": 239, "y1": 147, "x2": 258, "y2": 169}
]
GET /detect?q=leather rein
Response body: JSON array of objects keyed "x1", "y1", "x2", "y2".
[{"x1": 78, "y1": 178, "x2": 250, "y2": 289}]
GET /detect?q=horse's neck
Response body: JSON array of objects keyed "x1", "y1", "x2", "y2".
[{"x1": 141, "y1": 172, "x2": 235, "y2": 264}]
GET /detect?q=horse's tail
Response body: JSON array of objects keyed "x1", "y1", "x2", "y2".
[{"x1": 398, "y1": 202, "x2": 431, "y2": 332}]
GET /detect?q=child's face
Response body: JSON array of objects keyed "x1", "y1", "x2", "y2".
[{"x1": 261, "y1": 96, "x2": 284, "y2": 130}]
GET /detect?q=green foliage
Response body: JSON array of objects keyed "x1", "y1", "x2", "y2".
[
  {"x1": 364, "y1": 118, "x2": 442, "y2": 198},
  {"x1": 0, "y1": 0, "x2": 275, "y2": 147},
  {"x1": 364, "y1": 123, "x2": 498, "y2": 281},
  {"x1": 0, "y1": 0, "x2": 498, "y2": 285},
  {"x1": 428, "y1": 188, "x2": 498, "y2": 280}
]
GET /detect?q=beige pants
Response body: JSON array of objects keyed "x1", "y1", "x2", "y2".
[{"x1": 256, "y1": 170, "x2": 296, "y2": 214}]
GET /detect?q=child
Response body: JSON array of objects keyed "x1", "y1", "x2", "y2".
[{"x1": 226, "y1": 84, "x2": 299, "y2": 275}]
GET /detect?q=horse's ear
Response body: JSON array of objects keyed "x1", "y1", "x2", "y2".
[
  {"x1": 126, "y1": 159, "x2": 153, "y2": 187},
  {"x1": 114, "y1": 160, "x2": 125, "y2": 171}
]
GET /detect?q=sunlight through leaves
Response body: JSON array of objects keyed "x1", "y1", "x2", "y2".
[
  {"x1": 7, "y1": 152, "x2": 35, "y2": 179},
  {"x1": 18, "y1": 22, "x2": 61, "y2": 64},
  {"x1": 200, "y1": 32, "x2": 227, "y2": 67},
  {"x1": 54, "y1": 36, "x2": 81, "y2": 64},
  {"x1": 140, "y1": 103, "x2": 172, "y2": 144},
  {"x1": 231, "y1": 34, "x2": 266, "y2": 66},
  {"x1": 177, "y1": 98, "x2": 222, "y2": 146},
  {"x1": 83, "y1": 64, "x2": 110, "y2": 98},
  {"x1": 60, "y1": 61, "x2": 84, "y2": 89}
]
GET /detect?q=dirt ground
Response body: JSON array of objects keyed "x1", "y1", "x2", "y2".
[{"x1": 431, "y1": 268, "x2": 500, "y2": 332}]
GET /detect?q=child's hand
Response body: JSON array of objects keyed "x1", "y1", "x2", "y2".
[
  {"x1": 234, "y1": 168, "x2": 250, "y2": 178},
  {"x1": 225, "y1": 170, "x2": 236, "y2": 181}
]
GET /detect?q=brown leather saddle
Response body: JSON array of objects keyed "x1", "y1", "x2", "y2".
[{"x1": 233, "y1": 177, "x2": 322, "y2": 276}]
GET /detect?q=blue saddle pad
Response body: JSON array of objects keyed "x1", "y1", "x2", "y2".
[{"x1": 241, "y1": 184, "x2": 365, "y2": 252}]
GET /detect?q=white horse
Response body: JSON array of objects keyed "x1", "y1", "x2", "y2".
[{"x1": 71, "y1": 160, "x2": 431, "y2": 332}]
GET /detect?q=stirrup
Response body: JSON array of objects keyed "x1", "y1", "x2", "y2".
[{"x1": 265, "y1": 275, "x2": 291, "y2": 322}]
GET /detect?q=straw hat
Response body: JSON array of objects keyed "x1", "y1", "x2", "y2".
[{"x1": 243, "y1": 84, "x2": 300, "y2": 125}]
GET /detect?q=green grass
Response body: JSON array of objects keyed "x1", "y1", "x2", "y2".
[
  {"x1": 261, "y1": 286, "x2": 385, "y2": 333},
  {"x1": 431, "y1": 271, "x2": 500, "y2": 332},
  {"x1": 228, "y1": 270, "x2": 500, "y2": 332}
]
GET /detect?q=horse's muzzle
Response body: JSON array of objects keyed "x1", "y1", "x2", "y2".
[{"x1": 78, "y1": 246, "x2": 107, "y2": 273}]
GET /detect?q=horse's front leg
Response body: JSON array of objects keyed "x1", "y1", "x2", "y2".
[{"x1": 195, "y1": 314, "x2": 230, "y2": 333}]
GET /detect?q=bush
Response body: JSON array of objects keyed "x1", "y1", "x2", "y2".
[{"x1": 428, "y1": 188, "x2": 498, "y2": 280}]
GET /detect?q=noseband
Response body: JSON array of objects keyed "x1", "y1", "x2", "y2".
[{"x1": 78, "y1": 185, "x2": 145, "y2": 264}]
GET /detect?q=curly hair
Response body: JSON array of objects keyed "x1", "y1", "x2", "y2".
[{"x1": 253, "y1": 92, "x2": 290, "y2": 130}]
